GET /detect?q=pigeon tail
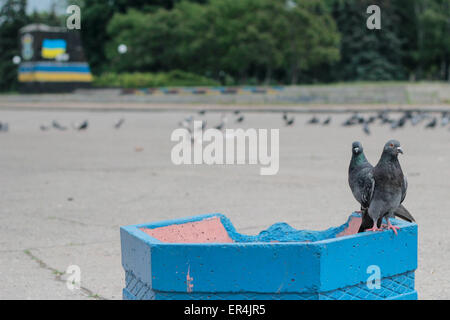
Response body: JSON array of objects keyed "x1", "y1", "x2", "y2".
[{"x1": 394, "y1": 204, "x2": 415, "y2": 222}]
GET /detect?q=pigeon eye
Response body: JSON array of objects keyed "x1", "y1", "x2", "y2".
[{"x1": 390, "y1": 143, "x2": 394, "y2": 147}]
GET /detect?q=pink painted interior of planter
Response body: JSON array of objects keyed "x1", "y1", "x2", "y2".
[
  {"x1": 336, "y1": 215, "x2": 362, "y2": 237},
  {"x1": 140, "y1": 217, "x2": 234, "y2": 243}
]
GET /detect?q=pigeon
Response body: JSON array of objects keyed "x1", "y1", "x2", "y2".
[
  {"x1": 354, "y1": 113, "x2": 365, "y2": 124},
  {"x1": 362, "y1": 140, "x2": 408, "y2": 235},
  {"x1": 411, "y1": 112, "x2": 426, "y2": 126},
  {"x1": 391, "y1": 114, "x2": 408, "y2": 130},
  {"x1": 323, "y1": 116, "x2": 332, "y2": 125},
  {"x1": 362, "y1": 121, "x2": 371, "y2": 135},
  {"x1": 283, "y1": 112, "x2": 295, "y2": 126},
  {"x1": 377, "y1": 110, "x2": 393, "y2": 125},
  {"x1": 214, "y1": 114, "x2": 227, "y2": 131},
  {"x1": 76, "y1": 120, "x2": 89, "y2": 131},
  {"x1": 114, "y1": 118, "x2": 125, "y2": 129},
  {"x1": 0, "y1": 122, "x2": 8, "y2": 132},
  {"x1": 441, "y1": 112, "x2": 449, "y2": 127},
  {"x1": 52, "y1": 120, "x2": 67, "y2": 131},
  {"x1": 236, "y1": 115, "x2": 244, "y2": 123},
  {"x1": 198, "y1": 110, "x2": 206, "y2": 115},
  {"x1": 347, "y1": 141, "x2": 415, "y2": 234},
  {"x1": 366, "y1": 115, "x2": 377, "y2": 125},
  {"x1": 425, "y1": 117, "x2": 437, "y2": 129},
  {"x1": 307, "y1": 115, "x2": 320, "y2": 124},
  {"x1": 285, "y1": 117, "x2": 295, "y2": 126},
  {"x1": 348, "y1": 142, "x2": 375, "y2": 214},
  {"x1": 40, "y1": 124, "x2": 50, "y2": 131},
  {"x1": 342, "y1": 113, "x2": 364, "y2": 127},
  {"x1": 342, "y1": 117, "x2": 356, "y2": 127},
  {"x1": 234, "y1": 110, "x2": 241, "y2": 115}
]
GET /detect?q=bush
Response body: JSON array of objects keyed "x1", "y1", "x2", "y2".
[{"x1": 93, "y1": 70, "x2": 219, "y2": 88}]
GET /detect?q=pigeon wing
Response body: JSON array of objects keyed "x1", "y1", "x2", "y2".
[
  {"x1": 359, "y1": 170, "x2": 375, "y2": 209},
  {"x1": 401, "y1": 175, "x2": 408, "y2": 204}
]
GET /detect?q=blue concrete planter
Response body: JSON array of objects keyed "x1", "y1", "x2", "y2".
[{"x1": 120, "y1": 213, "x2": 418, "y2": 300}]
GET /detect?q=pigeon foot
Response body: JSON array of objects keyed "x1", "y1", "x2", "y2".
[
  {"x1": 386, "y1": 220, "x2": 400, "y2": 235},
  {"x1": 365, "y1": 225, "x2": 383, "y2": 232}
]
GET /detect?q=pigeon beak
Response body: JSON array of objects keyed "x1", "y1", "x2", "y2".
[
  {"x1": 397, "y1": 147, "x2": 403, "y2": 154},
  {"x1": 353, "y1": 147, "x2": 359, "y2": 153}
]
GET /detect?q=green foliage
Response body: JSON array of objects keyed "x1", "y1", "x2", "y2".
[
  {"x1": 0, "y1": 0, "x2": 28, "y2": 91},
  {"x1": 105, "y1": 0, "x2": 341, "y2": 84},
  {"x1": 329, "y1": 0, "x2": 407, "y2": 81},
  {"x1": 93, "y1": 70, "x2": 219, "y2": 88},
  {"x1": 76, "y1": 0, "x2": 208, "y2": 74},
  {"x1": 418, "y1": 0, "x2": 450, "y2": 80}
]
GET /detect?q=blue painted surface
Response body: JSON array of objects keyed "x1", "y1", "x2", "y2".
[
  {"x1": 124, "y1": 270, "x2": 416, "y2": 300},
  {"x1": 120, "y1": 213, "x2": 418, "y2": 300}
]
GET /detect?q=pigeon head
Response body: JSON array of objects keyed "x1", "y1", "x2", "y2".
[
  {"x1": 383, "y1": 139, "x2": 403, "y2": 157},
  {"x1": 352, "y1": 141, "x2": 364, "y2": 155}
]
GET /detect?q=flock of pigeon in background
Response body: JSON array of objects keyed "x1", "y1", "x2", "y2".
[
  {"x1": 1, "y1": 109, "x2": 449, "y2": 135},
  {"x1": 175, "y1": 108, "x2": 450, "y2": 139},
  {"x1": 36, "y1": 118, "x2": 125, "y2": 132},
  {"x1": 303, "y1": 109, "x2": 450, "y2": 135}
]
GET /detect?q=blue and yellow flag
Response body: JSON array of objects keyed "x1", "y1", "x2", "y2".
[{"x1": 41, "y1": 39, "x2": 67, "y2": 59}]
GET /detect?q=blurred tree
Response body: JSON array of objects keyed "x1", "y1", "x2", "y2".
[
  {"x1": 203, "y1": 0, "x2": 287, "y2": 83},
  {"x1": 0, "y1": 0, "x2": 29, "y2": 92},
  {"x1": 105, "y1": 0, "x2": 340, "y2": 84},
  {"x1": 282, "y1": 0, "x2": 341, "y2": 84},
  {"x1": 418, "y1": 0, "x2": 450, "y2": 80},
  {"x1": 330, "y1": 0, "x2": 407, "y2": 81},
  {"x1": 105, "y1": 3, "x2": 208, "y2": 73},
  {"x1": 75, "y1": 0, "x2": 208, "y2": 75}
]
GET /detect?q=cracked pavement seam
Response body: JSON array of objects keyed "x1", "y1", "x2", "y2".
[{"x1": 23, "y1": 249, "x2": 107, "y2": 300}]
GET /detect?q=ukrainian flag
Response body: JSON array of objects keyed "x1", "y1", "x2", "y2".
[
  {"x1": 41, "y1": 39, "x2": 67, "y2": 59},
  {"x1": 19, "y1": 62, "x2": 93, "y2": 83}
]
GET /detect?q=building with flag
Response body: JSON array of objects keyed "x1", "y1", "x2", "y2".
[{"x1": 18, "y1": 24, "x2": 92, "y2": 93}]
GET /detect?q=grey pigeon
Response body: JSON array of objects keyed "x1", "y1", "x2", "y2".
[
  {"x1": 411, "y1": 112, "x2": 426, "y2": 126},
  {"x1": 347, "y1": 141, "x2": 415, "y2": 233},
  {"x1": 323, "y1": 116, "x2": 332, "y2": 125},
  {"x1": 283, "y1": 113, "x2": 295, "y2": 126},
  {"x1": 441, "y1": 112, "x2": 449, "y2": 127},
  {"x1": 425, "y1": 117, "x2": 437, "y2": 129},
  {"x1": 362, "y1": 121, "x2": 371, "y2": 135},
  {"x1": 348, "y1": 142, "x2": 374, "y2": 213},
  {"x1": 214, "y1": 114, "x2": 227, "y2": 131},
  {"x1": 76, "y1": 120, "x2": 89, "y2": 131},
  {"x1": 0, "y1": 122, "x2": 8, "y2": 132},
  {"x1": 114, "y1": 118, "x2": 125, "y2": 129},
  {"x1": 363, "y1": 140, "x2": 408, "y2": 235},
  {"x1": 52, "y1": 120, "x2": 67, "y2": 131},
  {"x1": 308, "y1": 115, "x2": 320, "y2": 124}
]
